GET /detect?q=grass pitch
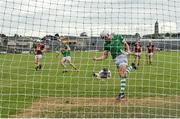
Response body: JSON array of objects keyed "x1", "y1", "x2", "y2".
[{"x1": 0, "y1": 51, "x2": 180, "y2": 117}]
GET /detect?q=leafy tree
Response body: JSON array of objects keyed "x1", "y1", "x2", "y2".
[
  {"x1": 14, "y1": 34, "x2": 19, "y2": 38},
  {"x1": 55, "y1": 33, "x2": 59, "y2": 37},
  {"x1": 165, "y1": 33, "x2": 170, "y2": 37},
  {"x1": 135, "y1": 33, "x2": 141, "y2": 38},
  {"x1": 0, "y1": 34, "x2": 6, "y2": 37}
]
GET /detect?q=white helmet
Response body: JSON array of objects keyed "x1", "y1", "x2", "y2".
[{"x1": 100, "y1": 30, "x2": 109, "y2": 38}]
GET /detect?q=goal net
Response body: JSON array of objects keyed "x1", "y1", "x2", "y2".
[{"x1": 0, "y1": 0, "x2": 180, "y2": 118}]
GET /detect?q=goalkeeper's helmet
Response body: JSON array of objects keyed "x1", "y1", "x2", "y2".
[{"x1": 100, "y1": 30, "x2": 109, "y2": 39}]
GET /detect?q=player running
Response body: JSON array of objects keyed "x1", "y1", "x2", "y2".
[
  {"x1": 58, "y1": 37, "x2": 78, "y2": 73},
  {"x1": 33, "y1": 41, "x2": 45, "y2": 71},
  {"x1": 134, "y1": 40, "x2": 142, "y2": 66},
  {"x1": 146, "y1": 40, "x2": 155, "y2": 65},
  {"x1": 93, "y1": 31, "x2": 136, "y2": 100}
]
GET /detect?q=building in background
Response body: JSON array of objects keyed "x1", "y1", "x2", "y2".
[
  {"x1": 0, "y1": 34, "x2": 41, "y2": 53},
  {"x1": 154, "y1": 21, "x2": 159, "y2": 38}
]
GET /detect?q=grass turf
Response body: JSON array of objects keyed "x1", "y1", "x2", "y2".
[{"x1": 0, "y1": 51, "x2": 180, "y2": 117}]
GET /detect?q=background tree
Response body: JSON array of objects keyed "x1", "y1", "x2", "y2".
[
  {"x1": 135, "y1": 33, "x2": 141, "y2": 39},
  {"x1": 165, "y1": 33, "x2": 170, "y2": 37}
]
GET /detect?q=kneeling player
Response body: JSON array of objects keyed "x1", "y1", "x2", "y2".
[{"x1": 93, "y1": 68, "x2": 111, "y2": 79}]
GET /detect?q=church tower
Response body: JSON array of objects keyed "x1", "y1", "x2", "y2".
[
  {"x1": 154, "y1": 21, "x2": 159, "y2": 37},
  {"x1": 154, "y1": 21, "x2": 159, "y2": 35}
]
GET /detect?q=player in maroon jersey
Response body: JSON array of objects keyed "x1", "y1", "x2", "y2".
[
  {"x1": 134, "y1": 40, "x2": 142, "y2": 66},
  {"x1": 33, "y1": 42, "x2": 45, "y2": 71},
  {"x1": 146, "y1": 40, "x2": 155, "y2": 65}
]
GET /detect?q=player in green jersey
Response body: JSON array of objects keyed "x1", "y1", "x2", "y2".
[
  {"x1": 58, "y1": 37, "x2": 78, "y2": 73},
  {"x1": 93, "y1": 30, "x2": 136, "y2": 100}
]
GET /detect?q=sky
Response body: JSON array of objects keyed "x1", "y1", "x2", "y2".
[{"x1": 0, "y1": 0, "x2": 180, "y2": 37}]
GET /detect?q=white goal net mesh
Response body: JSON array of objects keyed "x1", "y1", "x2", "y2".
[{"x1": 0, "y1": 0, "x2": 180, "y2": 118}]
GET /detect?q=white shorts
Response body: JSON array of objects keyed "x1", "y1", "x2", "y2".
[
  {"x1": 35, "y1": 55, "x2": 42, "y2": 60},
  {"x1": 147, "y1": 53, "x2": 153, "y2": 57},
  {"x1": 62, "y1": 56, "x2": 71, "y2": 62},
  {"x1": 114, "y1": 54, "x2": 128, "y2": 68},
  {"x1": 135, "y1": 52, "x2": 141, "y2": 56},
  {"x1": 135, "y1": 52, "x2": 141, "y2": 58}
]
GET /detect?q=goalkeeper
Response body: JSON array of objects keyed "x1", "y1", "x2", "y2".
[
  {"x1": 93, "y1": 31, "x2": 136, "y2": 100},
  {"x1": 93, "y1": 68, "x2": 111, "y2": 79}
]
